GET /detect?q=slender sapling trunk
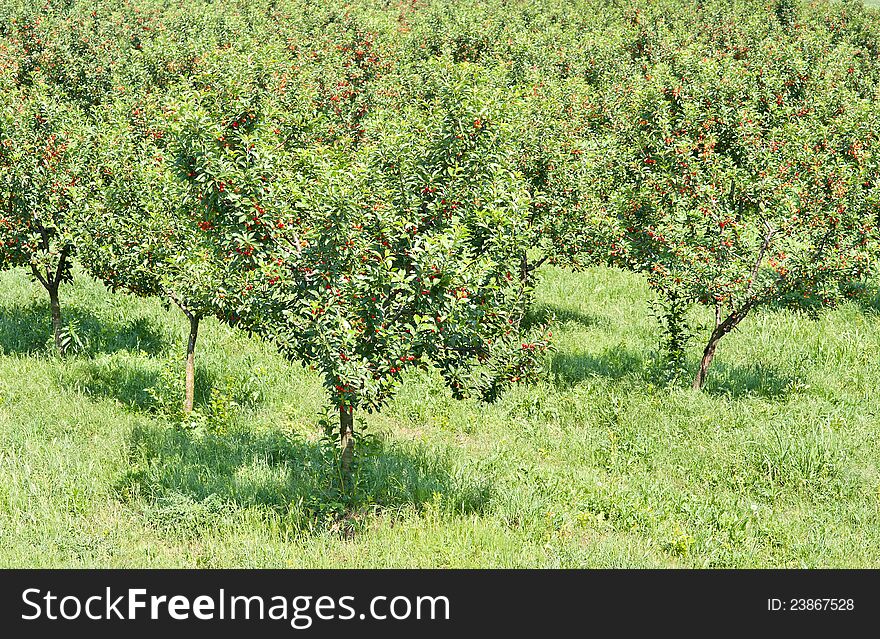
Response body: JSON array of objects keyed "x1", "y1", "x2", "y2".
[
  {"x1": 184, "y1": 314, "x2": 201, "y2": 414},
  {"x1": 518, "y1": 253, "x2": 548, "y2": 292},
  {"x1": 694, "y1": 223, "x2": 775, "y2": 389},
  {"x1": 31, "y1": 256, "x2": 68, "y2": 354},
  {"x1": 340, "y1": 406, "x2": 355, "y2": 474},
  {"x1": 693, "y1": 330, "x2": 723, "y2": 390},
  {"x1": 48, "y1": 285, "x2": 63, "y2": 352}
]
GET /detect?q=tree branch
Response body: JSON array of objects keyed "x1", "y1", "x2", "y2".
[
  {"x1": 35, "y1": 218, "x2": 51, "y2": 253},
  {"x1": 29, "y1": 263, "x2": 49, "y2": 290},
  {"x1": 167, "y1": 289, "x2": 194, "y2": 320},
  {"x1": 529, "y1": 254, "x2": 549, "y2": 274},
  {"x1": 51, "y1": 244, "x2": 70, "y2": 289},
  {"x1": 744, "y1": 220, "x2": 775, "y2": 300}
]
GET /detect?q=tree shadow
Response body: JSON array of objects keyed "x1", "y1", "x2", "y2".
[
  {"x1": 58, "y1": 358, "x2": 234, "y2": 414},
  {"x1": 523, "y1": 303, "x2": 601, "y2": 330},
  {"x1": 767, "y1": 279, "x2": 880, "y2": 317},
  {"x1": 65, "y1": 361, "x2": 161, "y2": 411},
  {"x1": 844, "y1": 284, "x2": 880, "y2": 317},
  {"x1": 0, "y1": 300, "x2": 167, "y2": 356},
  {"x1": 700, "y1": 360, "x2": 800, "y2": 399},
  {"x1": 551, "y1": 345, "x2": 648, "y2": 386},
  {"x1": 114, "y1": 423, "x2": 493, "y2": 538},
  {"x1": 551, "y1": 345, "x2": 799, "y2": 399}
]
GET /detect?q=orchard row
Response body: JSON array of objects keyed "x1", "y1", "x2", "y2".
[{"x1": 1, "y1": 0, "x2": 879, "y2": 464}]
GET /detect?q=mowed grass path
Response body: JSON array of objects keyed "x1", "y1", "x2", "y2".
[{"x1": 1, "y1": 264, "x2": 879, "y2": 567}]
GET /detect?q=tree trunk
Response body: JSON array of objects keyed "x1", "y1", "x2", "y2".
[
  {"x1": 48, "y1": 285, "x2": 63, "y2": 353},
  {"x1": 518, "y1": 253, "x2": 548, "y2": 291},
  {"x1": 340, "y1": 406, "x2": 355, "y2": 474},
  {"x1": 692, "y1": 305, "x2": 752, "y2": 390},
  {"x1": 519, "y1": 253, "x2": 531, "y2": 289},
  {"x1": 184, "y1": 314, "x2": 200, "y2": 414},
  {"x1": 692, "y1": 331, "x2": 722, "y2": 390},
  {"x1": 30, "y1": 261, "x2": 65, "y2": 354}
]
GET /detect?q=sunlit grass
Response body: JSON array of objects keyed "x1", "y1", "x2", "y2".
[{"x1": 1, "y1": 263, "x2": 880, "y2": 567}]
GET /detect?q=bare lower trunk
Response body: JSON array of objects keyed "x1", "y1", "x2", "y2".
[
  {"x1": 519, "y1": 253, "x2": 530, "y2": 290},
  {"x1": 340, "y1": 406, "x2": 354, "y2": 474},
  {"x1": 49, "y1": 286, "x2": 63, "y2": 352},
  {"x1": 31, "y1": 259, "x2": 66, "y2": 354},
  {"x1": 692, "y1": 304, "x2": 752, "y2": 390},
  {"x1": 184, "y1": 314, "x2": 200, "y2": 414},
  {"x1": 693, "y1": 333, "x2": 722, "y2": 390}
]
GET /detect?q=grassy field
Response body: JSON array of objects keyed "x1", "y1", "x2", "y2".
[{"x1": 1, "y1": 263, "x2": 880, "y2": 568}]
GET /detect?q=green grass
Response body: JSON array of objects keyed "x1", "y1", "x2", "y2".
[{"x1": 1, "y1": 263, "x2": 880, "y2": 567}]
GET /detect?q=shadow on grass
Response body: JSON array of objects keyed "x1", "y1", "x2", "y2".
[
  {"x1": 767, "y1": 279, "x2": 880, "y2": 317},
  {"x1": 845, "y1": 283, "x2": 880, "y2": 317},
  {"x1": 0, "y1": 300, "x2": 166, "y2": 356},
  {"x1": 114, "y1": 424, "x2": 493, "y2": 538},
  {"x1": 700, "y1": 360, "x2": 799, "y2": 399},
  {"x1": 66, "y1": 361, "x2": 161, "y2": 411},
  {"x1": 57, "y1": 357, "x2": 235, "y2": 414},
  {"x1": 523, "y1": 303, "x2": 601, "y2": 330},
  {"x1": 551, "y1": 346, "x2": 647, "y2": 386},
  {"x1": 551, "y1": 345, "x2": 799, "y2": 399}
]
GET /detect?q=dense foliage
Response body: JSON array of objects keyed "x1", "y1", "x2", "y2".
[
  {"x1": 594, "y1": 6, "x2": 880, "y2": 386},
  {"x1": 1, "y1": 0, "x2": 879, "y2": 464}
]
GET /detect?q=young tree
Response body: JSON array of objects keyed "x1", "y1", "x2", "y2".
[
  {"x1": 77, "y1": 7, "x2": 292, "y2": 412},
  {"x1": 175, "y1": 64, "x2": 551, "y2": 471},
  {"x1": 0, "y1": 75, "x2": 86, "y2": 352},
  {"x1": 77, "y1": 56, "x2": 281, "y2": 412},
  {"x1": 596, "y1": 26, "x2": 880, "y2": 388},
  {"x1": 0, "y1": 1, "x2": 147, "y2": 352}
]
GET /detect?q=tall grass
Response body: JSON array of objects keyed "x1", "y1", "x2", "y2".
[{"x1": 2, "y1": 264, "x2": 880, "y2": 567}]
